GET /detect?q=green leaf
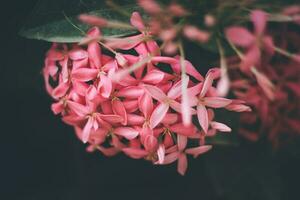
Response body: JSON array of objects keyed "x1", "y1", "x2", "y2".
[{"x1": 19, "y1": 0, "x2": 139, "y2": 43}]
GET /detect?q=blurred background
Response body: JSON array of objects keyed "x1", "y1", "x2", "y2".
[{"x1": 1, "y1": 1, "x2": 300, "y2": 200}]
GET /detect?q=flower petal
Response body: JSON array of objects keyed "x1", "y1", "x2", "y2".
[
  {"x1": 123, "y1": 100, "x2": 139, "y2": 113},
  {"x1": 117, "y1": 86, "x2": 144, "y2": 99},
  {"x1": 225, "y1": 26, "x2": 255, "y2": 47},
  {"x1": 225, "y1": 103, "x2": 252, "y2": 112},
  {"x1": 162, "y1": 152, "x2": 179, "y2": 165},
  {"x1": 130, "y1": 11, "x2": 145, "y2": 31},
  {"x1": 68, "y1": 49, "x2": 88, "y2": 60},
  {"x1": 52, "y1": 82, "x2": 69, "y2": 99},
  {"x1": 98, "y1": 74, "x2": 112, "y2": 98},
  {"x1": 156, "y1": 145, "x2": 166, "y2": 164},
  {"x1": 150, "y1": 103, "x2": 169, "y2": 129},
  {"x1": 151, "y1": 56, "x2": 178, "y2": 64},
  {"x1": 114, "y1": 127, "x2": 139, "y2": 140},
  {"x1": 67, "y1": 100, "x2": 89, "y2": 116},
  {"x1": 177, "y1": 153, "x2": 188, "y2": 176},
  {"x1": 169, "y1": 100, "x2": 182, "y2": 113},
  {"x1": 167, "y1": 80, "x2": 182, "y2": 99},
  {"x1": 197, "y1": 104, "x2": 209, "y2": 133},
  {"x1": 138, "y1": 0, "x2": 162, "y2": 14},
  {"x1": 164, "y1": 133, "x2": 174, "y2": 148},
  {"x1": 185, "y1": 145, "x2": 212, "y2": 158},
  {"x1": 46, "y1": 49, "x2": 64, "y2": 61},
  {"x1": 161, "y1": 113, "x2": 178, "y2": 125},
  {"x1": 170, "y1": 123, "x2": 196, "y2": 136},
  {"x1": 177, "y1": 135, "x2": 187, "y2": 151},
  {"x1": 146, "y1": 40, "x2": 161, "y2": 56},
  {"x1": 112, "y1": 99, "x2": 128, "y2": 125},
  {"x1": 88, "y1": 32, "x2": 102, "y2": 68},
  {"x1": 82, "y1": 117, "x2": 94, "y2": 143},
  {"x1": 72, "y1": 68, "x2": 98, "y2": 82},
  {"x1": 142, "y1": 69, "x2": 165, "y2": 84},
  {"x1": 183, "y1": 25, "x2": 210, "y2": 43},
  {"x1": 203, "y1": 97, "x2": 232, "y2": 108},
  {"x1": 79, "y1": 14, "x2": 108, "y2": 26},
  {"x1": 251, "y1": 68, "x2": 275, "y2": 100},
  {"x1": 51, "y1": 102, "x2": 64, "y2": 115},
  {"x1": 144, "y1": 134, "x2": 158, "y2": 152},
  {"x1": 263, "y1": 36, "x2": 275, "y2": 55},
  {"x1": 210, "y1": 121, "x2": 231, "y2": 132},
  {"x1": 97, "y1": 146, "x2": 119, "y2": 157},
  {"x1": 200, "y1": 72, "x2": 214, "y2": 98},
  {"x1": 99, "y1": 114, "x2": 124, "y2": 124},
  {"x1": 143, "y1": 84, "x2": 168, "y2": 102},
  {"x1": 181, "y1": 75, "x2": 191, "y2": 126},
  {"x1": 251, "y1": 10, "x2": 267, "y2": 35},
  {"x1": 138, "y1": 92, "x2": 153, "y2": 118},
  {"x1": 127, "y1": 114, "x2": 145, "y2": 125},
  {"x1": 100, "y1": 101, "x2": 113, "y2": 114},
  {"x1": 106, "y1": 35, "x2": 143, "y2": 50},
  {"x1": 85, "y1": 85, "x2": 98, "y2": 100},
  {"x1": 122, "y1": 148, "x2": 148, "y2": 159},
  {"x1": 241, "y1": 45, "x2": 261, "y2": 72}
]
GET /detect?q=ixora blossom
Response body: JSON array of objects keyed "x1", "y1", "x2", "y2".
[
  {"x1": 42, "y1": 10, "x2": 250, "y2": 175},
  {"x1": 225, "y1": 9, "x2": 300, "y2": 147}
]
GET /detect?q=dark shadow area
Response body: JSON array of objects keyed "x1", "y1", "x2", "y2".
[{"x1": 1, "y1": 1, "x2": 300, "y2": 200}]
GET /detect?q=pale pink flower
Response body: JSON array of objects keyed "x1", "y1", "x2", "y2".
[
  {"x1": 190, "y1": 69, "x2": 232, "y2": 133},
  {"x1": 143, "y1": 80, "x2": 193, "y2": 129},
  {"x1": 183, "y1": 25, "x2": 210, "y2": 43},
  {"x1": 226, "y1": 10, "x2": 274, "y2": 72}
]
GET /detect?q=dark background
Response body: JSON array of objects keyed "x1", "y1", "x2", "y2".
[{"x1": 1, "y1": 1, "x2": 300, "y2": 200}]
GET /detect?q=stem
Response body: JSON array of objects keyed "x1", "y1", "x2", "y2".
[
  {"x1": 178, "y1": 40, "x2": 187, "y2": 76},
  {"x1": 98, "y1": 41, "x2": 118, "y2": 55},
  {"x1": 227, "y1": 40, "x2": 244, "y2": 59},
  {"x1": 216, "y1": 39, "x2": 227, "y2": 71},
  {"x1": 273, "y1": 46, "x2": 294, "y2": 57},
  {"x1": 178, "y1": 40, "x2": 191, "y2": 126}
]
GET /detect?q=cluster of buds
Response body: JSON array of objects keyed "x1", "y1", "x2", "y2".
[
  {"x1": 42, "y1": 10, "x2": 249, "y2": 175},
  {"x1": 225, "y1": 9, "x2": 300, "y2": 147}
]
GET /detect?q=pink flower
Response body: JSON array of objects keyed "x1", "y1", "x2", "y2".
[
  {"x1": 183, "y1": 25, "x2": 210, "y2": 43},
  {"x1": 66, "y1": 100, "x2": 123, "y2": 143},
  {"x1": 190, "y1": 69, "x2": 232, "y2": 133},
  {"x1": 42, "y1": 7, "x2": 252, "y2": 175},
  {"x1": 226, "y1": 10, "x2": 274, "y2": 72},
  {"x1": 143, "y1": 80, "x2": 193, "y2": 129},
  {"x1": 161, "y1": 135, "x2": 212, "y2": 175}
]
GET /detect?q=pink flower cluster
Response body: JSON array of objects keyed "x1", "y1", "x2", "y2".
[
  {"x1": 225, "y1": 9, "x2": 300, "y2": 147},
  {"x1": 42, "y1": 11, "x2": 249, "y2": 175}
]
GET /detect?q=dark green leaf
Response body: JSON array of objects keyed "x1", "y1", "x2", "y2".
[{"x1": 19, "y1": 0, "x2": 139, "y2": 42}]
